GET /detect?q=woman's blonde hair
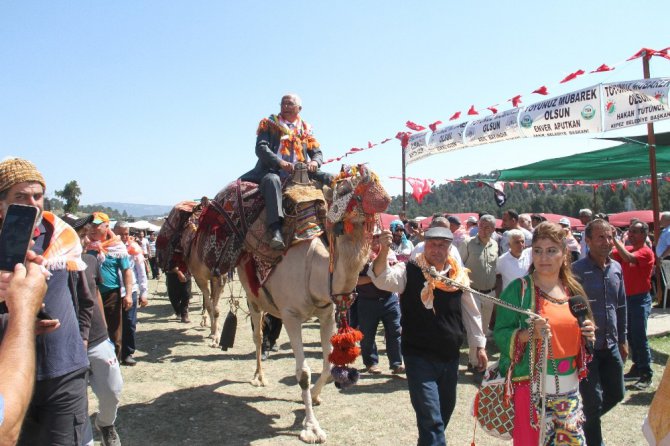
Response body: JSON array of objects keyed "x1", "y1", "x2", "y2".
[{"x1": 529, "y1": 221, "x2": 588, "y2": 301}]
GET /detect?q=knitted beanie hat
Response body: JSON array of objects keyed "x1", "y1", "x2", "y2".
[{"x1": 0, "y1": 157, "x2": 46, "y2": 194}]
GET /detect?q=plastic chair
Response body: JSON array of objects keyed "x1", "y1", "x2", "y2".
[{"x1": 660, "y1": 260, "x2": 670, "y2": 308}]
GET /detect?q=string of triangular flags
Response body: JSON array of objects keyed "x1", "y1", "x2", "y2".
[
  {"x1": 322, "y1": 47, "x2": 669, "y2": 165},
  {"x1": 390, "y1": 175, "x2": 670, "y2": 204}
]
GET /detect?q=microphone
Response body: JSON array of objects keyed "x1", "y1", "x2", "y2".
[{"x1": 568, "y1": 295, "x2": 594, "y2": 354}]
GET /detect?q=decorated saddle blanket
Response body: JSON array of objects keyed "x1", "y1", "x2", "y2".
[
  {"x1": 156, "y1": 200, "x2": 199, "y2": 272},
  {"x1": 195, "y1": 179, "x2": 265, "y2": 276}
]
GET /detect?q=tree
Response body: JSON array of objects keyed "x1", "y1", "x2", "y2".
[{"x1": 55, "y1": 180, "x2": 82, "y2": 214}]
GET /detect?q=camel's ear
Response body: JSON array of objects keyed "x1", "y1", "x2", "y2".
[{"x1": 322, "y1": 185, "x2": 333, "y2": 202}]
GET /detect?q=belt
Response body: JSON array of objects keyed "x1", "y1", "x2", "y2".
[{"x1": 473, "y1": 287, "x2": 495, "y2": 294}]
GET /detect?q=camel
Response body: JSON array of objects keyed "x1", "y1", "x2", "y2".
[{"x1": 236, "y1": 166, "x2": 390, "y2": 443}]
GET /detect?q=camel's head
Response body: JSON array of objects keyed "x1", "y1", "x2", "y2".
[{"x1": 326, "y1": 164, "x2": 390, "y2": 235}]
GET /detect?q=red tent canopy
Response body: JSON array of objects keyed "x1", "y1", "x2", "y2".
[
  {"x1": 608, "y1": 210, "x2": 654, "y2": 228},
  {"x1": 535, "y1": 213, "x2": 583, "y2": 230},
  {"x1": 379, "y1": 213, "x2": 400, "y2": 229}
]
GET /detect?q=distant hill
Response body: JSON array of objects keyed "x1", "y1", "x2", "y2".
[{"x1": 93, "y1": 202, "x2": 173, "y2": 218}]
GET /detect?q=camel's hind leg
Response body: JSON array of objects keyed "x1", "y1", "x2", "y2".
[{"x1": 283, "y1": 316, "x2": 327, "y2": 444}]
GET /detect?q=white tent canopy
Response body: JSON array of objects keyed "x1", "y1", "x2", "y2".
[{"x1": 127, "y1": 220, "x2": 161, "y2": 232}]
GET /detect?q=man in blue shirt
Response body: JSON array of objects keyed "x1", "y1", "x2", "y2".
[
  {"x1": 0, "y1": 157, "x2": 91, "y2": 445},
  {"x1": 573, "y1": 219, "x2": 627, "y2": 446}
]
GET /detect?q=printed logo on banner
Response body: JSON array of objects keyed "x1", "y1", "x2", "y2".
[
  {"x1": 602, "y1": 78, "x2": 670, "y2": 131},
  {"x1": 463, "y1": 108, "x2": 522, "y2": 146},
  {"x1": 519, "y1": 85, "x2": 602, "y2": 137},
  {"x1": 407, "y1": 123, "x2": 468, "y2": 165},
  {"x1": 405, "y1": 131, "x2": 430, "y2": 164}
]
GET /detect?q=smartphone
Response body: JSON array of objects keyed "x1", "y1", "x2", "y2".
[{"x1": 0, "y1": 204, "x2": 39, "y2": 272}]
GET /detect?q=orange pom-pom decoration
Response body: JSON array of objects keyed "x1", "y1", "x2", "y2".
[{"x1": 328, "y1": 326, "x2": 364, "y2": 366}]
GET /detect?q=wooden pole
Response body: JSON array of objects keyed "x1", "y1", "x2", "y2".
[{"x1": 642, "y1": 52, "x2": 662, "y2": 304}]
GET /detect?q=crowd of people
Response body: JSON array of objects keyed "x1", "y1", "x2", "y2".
[{"x1": 0, "y1": 93, "x2": 666, "y2": 446}]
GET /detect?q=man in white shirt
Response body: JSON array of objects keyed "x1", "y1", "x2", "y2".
[{"x1": 495, "y1": 229, "x2": 532, "y2": 296}]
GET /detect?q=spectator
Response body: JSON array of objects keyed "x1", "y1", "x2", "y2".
[
  {"x1": 612, "y1": 220, "x2": 655, "y2": 390},
  {"x1": 559, "y1": 217, "x2": 581, "y2": 262},
  {"x1": 495, "y1": 229, "x2": 531, "y2": 296},
  {"x1": 578, "y1": 208, "x2": 593, "y2": 259},
  {"x1": 530, "y1": 214, "x2": 547, "y2": 229},
  {"x1": 500, "y1": 209, "x2": 533, "y2": 254},
  {"x1": 446, "y1": 215, "x2": 466, "y2": 249},
  {"x1": 166, "y1": 248, "x2": 192, "y2": 323},
  {"x1": 0, "y1": 157, "x2": 91, "y2": 444},
  {"x1": 86, "y1": 212, "x2": 134, "y2": 360},
  {"x1": 495, "y1": 222, "x2": 595, "y2": 445},
  {"x1": 114, "y1": 221, "x2": 149, "y2": 366},
  {"x1": 370, "y1": 227, "x2": 487, "y2": 445},
  {"x1": 405, "y1": 219, "x2": 422, "y2": 246},
  {"x1": 518, "y1": 213, "x2": 533, "y2": 232},
  {"x1": 459, "y1": 214, "x2": 498, "y2": 379},
  {"x1": 466, "y1": 216, "x2": 478, "y2": 237},
  {"x1": 389, "y1": 219, "x2": 413, "y2": 262},
  {"x1": 0, "y1": 262, "x2": 47, "y2": 444},
  {"x1": 573, "y1": 219, "x2": 627, "y2": 445},
  {"x1": 147, "y1": 232, "x2": 160, "y2": 279},
  {"x1": 356, "y1": 231, "x2": 403, "y2": 375},
  {"x1": 64, "y1": 214, "x2": 124, "y2": 446}
]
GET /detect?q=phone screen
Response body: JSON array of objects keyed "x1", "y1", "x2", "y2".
[{"x1": 0, "y1": 204, "x2": 39, "y2": 271}]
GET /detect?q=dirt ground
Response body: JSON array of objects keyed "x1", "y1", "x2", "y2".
[{"x1": 87, "y1": 277, "x2": 666, "y2": 445}]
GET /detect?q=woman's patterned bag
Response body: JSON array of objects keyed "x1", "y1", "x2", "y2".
[{"x1": 472, "y1": 362, "x2": 514, "y2": 441}]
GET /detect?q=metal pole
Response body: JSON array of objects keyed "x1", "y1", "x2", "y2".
[
  {"x1": 642, "y1": 52, "x2": 662, "y2": 303},
  {"x1": 401, "y1": 145, "x2": 407, "y2": 218}
]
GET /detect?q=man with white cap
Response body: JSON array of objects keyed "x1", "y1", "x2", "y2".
[
  {"x1": 559, "y1": 217, "x2": 581, "y2": 262},
  {"x1": 370, "y1": 226, "x2": 487, "y2": 445}
]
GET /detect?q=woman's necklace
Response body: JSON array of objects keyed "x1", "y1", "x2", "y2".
[{"x1": 535, "y1": 286, "x2": 568, "y2": 304}]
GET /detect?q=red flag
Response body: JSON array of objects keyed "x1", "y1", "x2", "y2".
[
  {"x1": 461, "y1": 179, "x2": 469, "y2": 184},
  {"x1": 508, "y1": 95, "x2": 522, "y2": 107},
  {"x1": 560, "y1": 69, "x2": 585, "y2": 83},
  {"x1": 449, "y1": 112, "x2": 461, "y2": 121},
  {"x1": 627, "y1": 48, "x2": 656, "y2": 61},
  {"x1": 532, "y1": 86, "x2": 549, "y2": 95},
  {"x1": 645, "y1": 179, "x2": 652, "y2": 185},
  {"x1": 395, "y1": 132, "x2": 410, "y2": 149},
  {"x1": 349, "y1": 147, "x2": 363, "y2": 152},
  {"x1": 406, "y1": 121, "x2": 426, "y2": 131},
  {"x1": 467, "y1": 105, "x2": 479, "y2": 116},
  {"x1": 428, "y1": 120, "x2": 443, "y2": 132},
  {"x1": 522, "y1": 182, "x2": 528, "y2": 189},
  {"x1": 610, "y1": 183, "x2": 617, "y2": 192},
  {"x1": 486, "y1": 105, "x2": 499, "y2": 114},
  {"x1": 636, "y1": 180, "x2": 642, "y2": 186},
  {"x1": 539, "y1": 183, "x2": 545, "y2": 191},
  {"x1": 407, "y1": 178, "x2": 431, "y2": 204},
  {"x1": 622, "y1": 180, "x2": 628, "y2": 190},
  {"x1": 593, "y1": 184, "x2": 599, "y2": 191},
  {"x1": 367, "y1": 141, "x2": 377, "y2": 148},
  {"x1": 656, "y1": 47, "x2": 670, "y2": 60},
  {"x1": 380, "y1": 138, "x2": 392, "y2": 144},
  {"x1": 590, "y1": 64, "x2": 614, "y2": 73},
  {"x1": 552, "y1": 183, "x2": 558, "y2": 190},
  {"x1": 509, "y1": 182, "x2": 515, "y2": 188}
]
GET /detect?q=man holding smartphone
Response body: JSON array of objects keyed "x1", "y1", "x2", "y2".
[{"x1": 0, "y1": 157, "x2": 91, "y2": 445}]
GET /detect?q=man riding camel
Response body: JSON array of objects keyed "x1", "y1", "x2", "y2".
[{"x1": 240, "y1": 93, "x2": 331, "y2": 250}]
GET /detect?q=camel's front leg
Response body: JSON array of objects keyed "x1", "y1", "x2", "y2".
[
  {"x1": 207, "y1": 276, "x2": 224, "y2": 344},
  {"x1": 193, "y1": 276, "x2": 211, "y2": 330},
  {"x1": 249, "y1": 308, "x2": 267, "y2": 387},
  {"x1": 283, "y1": 317, "x2": 327, "y2": 444},
  {"x1": 311, "y1": 307, "x2": 335, "y2": 405}
]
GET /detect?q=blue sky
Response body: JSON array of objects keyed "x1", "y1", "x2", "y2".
[{"x1": 2, "y1": 1, "x2": 669, "y2": 206}]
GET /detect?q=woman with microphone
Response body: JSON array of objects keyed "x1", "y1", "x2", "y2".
[{"x1": 494, "y1": 222, "x2": 596, "y2": 445}]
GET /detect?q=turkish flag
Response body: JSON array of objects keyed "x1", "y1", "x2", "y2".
[
  {"x1": 590, "y1": 64, "x2": 614, "y2": 73},
  {"x1": 627, "y1": 48, "x2": 656, "y2": 61},
  {"x1": 532, "y1": 86, "x2": 549, "y2": 95},
  {"x1": 429, "y1": 120, "x2": 443, "y2": 132},
  {"x1": 487, "y1": 105, "x2": 499, "y2": 114},
  {"x1": 467, "y1": 105, "x2": 479, "y2": 115},
  {"x1": 449, "y1": 112, "x2": 461, "y2": 121},
  {"x1": 560, "y1": 69, "x2": 585, "y2": 84},
  {"x1": 406, "y1": 121, "x2": 426, "y2": 131},
  {"x1": 509, "y1": 95, "x2": 522, "y2": 107}
]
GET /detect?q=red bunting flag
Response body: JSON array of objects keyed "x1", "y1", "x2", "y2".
[
  {"x1": 656, "y1": 47, "x2": 670, "y2": 60},
  {"x1": 395, "y1": 132, "x2": 411, "y2": 149},
  {"x1": 538, "y1": 183, "x2": 545, "y2": 191},
  {"x1": 449, "y1": 112, "x2": 461, "y2": 121},
  {"x1": 508, "y1": 95, "x2": 522, "y2": 107},
  {"x1": 349, "y1": 147, "x2": 363, "y2": 152},
  {"x1": 627, "y1": 48, "x2": 656, "y2": 61},
  {"x1": 380, "y1": 138, "x2": 392, "y2": 144},
  {"x1": 406, "y1": 121, "x2": 426, "y2": 131},
  {"x1": 467, "y1": 105, "x2": 479, "y2": 116},
  {"x1": 645, "y1": 179, "x2": 652, "y2": 184},
  {"x1": 590, "y1": 64, "x2": 614, "y2": 73},
  {"x1": 532, "y1": 86, "x2": 549, "y2": 95},
  {"x1": 429, "y1": 120, "x2": 443, "y2": 132},
  {"x1": 636, "y1": 180, "x2": 642, "y2": 186},
  {"x1": 622, "y1": 180, "x2": 628, "y2": 190},
  {"x1": 523, "y1": 182, "x2": 528, "y2": 189},
  {"x1": 486, "y1": 105, "x2": 499, "y2": 114},
  {"x1": 367, "y1": 141, "x2": 377, "y2": 148},
  {"x1": 593, "y1": 184, "x2": 599, "y2": 191},
  {"x1": 560, "y1": 69, "x2": 586, "y2": 83},
  {"x1": 509, "y1": 182, "x2": 515, "y2": 188},
  {"x1": 610, "y1": 183, "x2": 617, "y2": 192},
  {"x1": 461, "y1": 179, "x2": 469, "y2": 184},
  {"x1": 552, "y1": 183, "x2": 558, "y2": 190}
]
